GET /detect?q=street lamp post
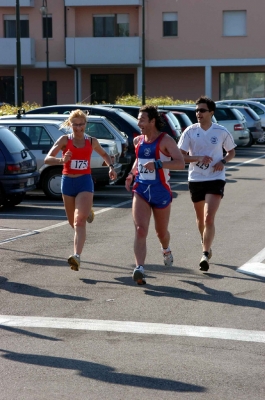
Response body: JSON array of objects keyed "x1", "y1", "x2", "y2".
[
  {"x1": 16, "y1": 0, "x2": 22, "y2": 107},
  {"x1": 40, "y1": 0, "x2": 50, "y2": 106},
  {"x1": 142, "y1": 0, "x2": 146, "y2": 105}
]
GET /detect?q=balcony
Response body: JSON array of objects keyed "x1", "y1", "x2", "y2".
[
  {"x1": 65, "y1": 0, "x2": 141, "y2": 6},
  {"x1": 0, "y1": 0, "x2": 34, "y2": 5},
  {"x1": 66, "y1": 37, "x2": 141, "y2": 66},
  {"x1": 0, "y1": 38, "x2": 35, "y2": 66}
]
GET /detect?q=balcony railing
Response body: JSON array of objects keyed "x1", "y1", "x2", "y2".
[
  {"x1": 65, "y1": 0, "x2": 141, "y2": 6},
  {"x1": 0, "y1": 0, "x2": 34, "y2": 5},
  {"x1": 66, "y1": 37, "x2": 141, "y2": 66},
  {"x1": 0, "y1": 38, "x2": 35, "y2": 66}
]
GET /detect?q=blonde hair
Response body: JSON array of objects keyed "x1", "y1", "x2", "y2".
[{"x1": 60, "y1": 109, "x2": 89, "y2": 130}]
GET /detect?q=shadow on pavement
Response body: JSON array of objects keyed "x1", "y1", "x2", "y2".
[{"x1": 0, "y1": 349, "x2": 205, "y2": 393}]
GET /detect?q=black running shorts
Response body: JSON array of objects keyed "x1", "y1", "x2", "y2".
[{"x1": 188, "y1": 180, "x2": 226, "y2": 203}]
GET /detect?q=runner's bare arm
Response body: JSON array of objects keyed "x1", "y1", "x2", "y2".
[{"x1": 44, "y1": 135, "x2": 70, "y2": 165}]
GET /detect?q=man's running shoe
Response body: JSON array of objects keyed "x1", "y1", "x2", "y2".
[
  {"x1": 132, "y1": 265, "x2": 146, "y2": 285},
  {"x1": 68, "y1": 255, "x2": 80, "y2": 271},
  {"x1": 87, "y1": 208, "x2": 94, "y2": 223},
  {"x1": 163, "y1": 251, "x2": 173, "y2": 267},
  {"x1": 199, "y1": 255, "x2": 209, "y2": 272}
]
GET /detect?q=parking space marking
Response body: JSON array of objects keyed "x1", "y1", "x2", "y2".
[
  {"x1": 226, "y1": 154, "x2": 265, "y2": 169},
  {"x1": 0, "y1": 200, "x2": 132, "y2": 245},
  {"x1": 237, "y1": 247, "x2": 265, "y2": 278},
  {"x1": 0, "y1": 315, "x2": 264, "y2": 343}
]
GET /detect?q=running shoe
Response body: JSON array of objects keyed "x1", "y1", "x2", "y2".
[
  {"x1": 132, "y1": 265, "x2": 146, "y2": 285},
  {"x1": 201, "y1": 239, "x2": 212, "y2": 260},
  {"x1": 163, "y1": 251, "x2": 173, "y2": 267},
  {"x1": 87, "y1": 208, "x2": 94, "y2": 223},
  {"x1": 68, "y1": 255, "x2": 80, "y2": 271},
  {"x1": 199, "y1": 254, "x2": 209, "y2": 272}
]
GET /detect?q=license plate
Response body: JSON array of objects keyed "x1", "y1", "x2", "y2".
[{"x1": 27, "y1": 178, "x2": 34, "y2": 186}]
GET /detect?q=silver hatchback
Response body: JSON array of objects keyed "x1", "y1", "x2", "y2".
[
  {"x1": 215, "y1": 105, "x2": 250, "y2": 146},
  {"x1": 0, "y1": 119, "x2": 122, "y2": 199}
]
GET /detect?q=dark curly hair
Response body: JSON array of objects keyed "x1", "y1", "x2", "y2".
[
  {"x1": 139, "y1": 105, "x2": 164, "y2": 130},
  {"x1": 195, "y1": 96, "x2": 216, "y2": 112}
]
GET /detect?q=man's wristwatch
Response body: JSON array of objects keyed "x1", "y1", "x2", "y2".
[
  {"x1": 221, "y1": 159, "x2": 227, "y2": 165},
  {"x1": 109, "y1": 164, "x2": 114, "y2": 168}
]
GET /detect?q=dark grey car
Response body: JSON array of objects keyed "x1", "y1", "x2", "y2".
[
  {"x1": 231, "y1": 106, "x2": 263, "y2": 145},
  {"x1": 0, "y1": 126, "x2": 39, "y2": 207}
]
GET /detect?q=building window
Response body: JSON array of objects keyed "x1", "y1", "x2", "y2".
[
  {"x1": 91, "y1": 74, "x2": 134, "y2": 104},
  {"x1": 4, "y1": 15, "x2": 29, "y2": 38},
  {"x1": 163, "y1": 12, "x2": 178, "y2": 37},
  {"x1": 220, "y1": 72, "x2": 265, "y2": 99},
  {"x1": 42, "y1": 14, "x2": 52, "y2": 38},
  {"x1": 223, "y1": 11, "x2": 246, "y2": 36},
  {"x1": 93, "y1": 14, "x2": 129, "y2": 37},
  {"x1": 42, "y1": 81, "x2": 57, "y2": 106},
  {"x1": 0, "y1": 76, "x2": 24, "y2": 105}
]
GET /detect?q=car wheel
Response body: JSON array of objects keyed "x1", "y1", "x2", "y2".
[
  {"x1": 42, "y1": 168, "x2": 62, "y2": 200},
  {"x1": 3, "y1": 193, "x2": 25, "y2": 207},
  {"x1": 244, "y1": 133, "x2": 253, "y2": 147},
  {"x1": 256, "y1": 131, "x2": 265, "y2": 144}
]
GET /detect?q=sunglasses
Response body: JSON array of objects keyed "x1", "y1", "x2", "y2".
[
  {"x1": 195, "y1": 108, "x2": 210, "y2": 113},
  {"x1": 71, "y1": 123, "x2": 86, "y2": 127}
]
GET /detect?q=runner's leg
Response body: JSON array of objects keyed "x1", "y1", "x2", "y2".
[
  {"x1": 202, "y1": 193, "x2": 222, "y2": 252},
  {"x1": 132, "y1": 193, "x2": 152, "y2": 266},
  {"x1": 153, "y1": 204, "x2": 171, "y2": 249},
  {"x1": 74, "y1": 191, "x2": 93, "y2": 255}
]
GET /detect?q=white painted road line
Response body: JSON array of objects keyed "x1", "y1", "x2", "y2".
[
  {"x1": 237, "y1": 247, "x2": 265, "y2": 278},
  {"x1": 0, "y1": 315, "x2": 264, "y2": 343},
  {"x1": 0, "y1": 200, "x2": 132, "y2": 245}
]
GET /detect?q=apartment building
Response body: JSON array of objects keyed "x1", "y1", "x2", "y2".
[{"x1": 0, "y1": 0, "x2": 265, "y2": 106}]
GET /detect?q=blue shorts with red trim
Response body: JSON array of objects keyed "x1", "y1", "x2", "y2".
[
  {"x1": 61, "y1": 174, "x2": 94, "y2": 197},
  {"x1": 132, "y1": 182, "x2": 172, "y2": 209}
]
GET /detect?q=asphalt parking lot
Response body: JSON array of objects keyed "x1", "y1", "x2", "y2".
[{"x1": 0, "y1": 145, "x2": 264, "y2": 400}]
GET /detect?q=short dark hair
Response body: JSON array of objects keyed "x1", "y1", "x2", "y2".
[
  {"x1": 195, "y1": 96, "x2": 216, "y2": 112},
  {"x1": 139, "y1": 105, "x2": 164, "y2": 130}
]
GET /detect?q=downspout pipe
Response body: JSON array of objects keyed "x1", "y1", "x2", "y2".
[{"x1": 64, "y1": 2, "x2": 79, "y2": 103}]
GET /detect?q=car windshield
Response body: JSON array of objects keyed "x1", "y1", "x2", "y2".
[
  {"x1": 0, "y1": 127, "x2": 26, "y2": 153},
  {"x1": 165, "y1": 112, "x2": 181, "y2": 128},
  {"x1": 248, "y1": 104, "x2": 265, "y2": 115},
  {"x1": 103, "y1": 118, "x2": 128, "y2": 138},
  {"x1": 215, "y1": 107, "x2": 241, "y2": 121},
  {"x1": 115, "y1": 109, "x2": 139, "y2": 130},
  {"x1": 235, "y1": 107, "x2": 260, "y2": 121}
]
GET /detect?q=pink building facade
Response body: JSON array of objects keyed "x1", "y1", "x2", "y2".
[{"x1": 0, "y1": 0, "x2": 265, "y2": 105}]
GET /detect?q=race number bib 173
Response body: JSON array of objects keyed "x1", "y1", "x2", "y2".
[
  {"x1": 70, "y1": 160, "x2": 89, "y2": 170},
  {"x1": 138, "y1": 158, "x2": 155, "y2": 180}
]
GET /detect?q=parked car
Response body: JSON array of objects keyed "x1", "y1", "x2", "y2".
[
  {"x1": 245, "y1": 97, "x2": 265, "y2": 105},
  {"x1": 158, "y1": 105, "x2": 218, "y2": 124},
  {"x1": 97, "y1": 104, "x2": 182, "y2": 142},
  {"x1": 0, "y1": 119, "x2": 121, "y2": 199},
  {"x1": 165, "y1": 111, "x2": 193, "y2": 133},
  {"x1": 0, "y1": 125, "x2": 39, "y2": 207},
  {"x1": 216, "y1": 100, "x2": 265, "y2": 143},
  {"x1": 26, "y1": 105, "x2": 141, "y2": 157},
  {"x1": 0, "y1": 112, "x2": 131, "y2": 182},
  {"x1": 229, "y1": 106, "x2": 263, "y2": 146},
  {"x1": 157, "y1": 110, "x2": 182, "y2": 142},
  {"x1": 99, "y1": 104, "x2": 140, "y2": 119},
  {"x1": 214, "y1": 105, "x2": 250, "y2": 146}
]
